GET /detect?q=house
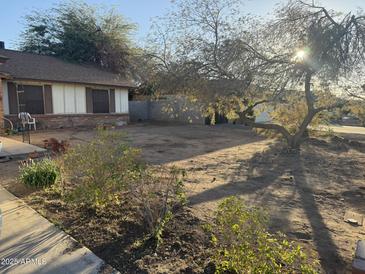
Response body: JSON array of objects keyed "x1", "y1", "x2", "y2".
[{"x1": 0, "y1": 43, "x2": 133, "y2": 130}]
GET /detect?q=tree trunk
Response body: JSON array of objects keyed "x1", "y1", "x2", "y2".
[
  {"x1": 243, "y1": 71, "x2": 345, "y2": 149},
  {"x1": 285, "y1": 71, "x2": 317, "y2": 149}
]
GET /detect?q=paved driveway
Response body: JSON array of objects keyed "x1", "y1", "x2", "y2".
[
  {"x1": 328, "y1": 125, "x2": 365, "y2": 135},
  {"x1": 0, "y1": 186, "x2": 116, "y2": 274}
]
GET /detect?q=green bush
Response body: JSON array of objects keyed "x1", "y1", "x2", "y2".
[
  {"x1": 208, "y1": 197, "x2": 317, "y2": 274},
  {"x1": 19, "y1": 158, "x2": 60, "y2": 187},
  {"x1": 60, "y1": 129, "x2": 141, "y2": 208},
  {"x1": 60, "y1": 129, "x2": 187, "y2": 246}
]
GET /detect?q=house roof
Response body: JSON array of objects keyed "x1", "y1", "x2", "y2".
[
  {"x1": 0, "y1": 54, "x2": 9, "y2": 64},
  {"x1": 0, "y1": 49, "x2": 134, "y2": 88}
]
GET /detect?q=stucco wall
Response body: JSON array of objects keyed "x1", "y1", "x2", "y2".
[
  {"x1": 129, "y1": 101, "x2": 150, "y2": 122},
  {"x1": 129, "y1": 97, "x2": 205, "y2": 124}
]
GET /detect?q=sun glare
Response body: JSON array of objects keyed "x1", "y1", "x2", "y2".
[{"x1": 293, "y1": 49, "x2": 308, "y2": 63}]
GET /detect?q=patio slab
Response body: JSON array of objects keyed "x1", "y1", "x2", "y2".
[
  {"x1": 0, "y1": 137, "x2": 46, "y2": 158},
  {"x1": 0, "y1": 186, "x2": 117, "y2": 274}
]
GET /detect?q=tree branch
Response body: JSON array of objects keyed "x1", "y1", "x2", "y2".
[{"x1": 246, "y1": 120, "x2": 292, "y2": 140}]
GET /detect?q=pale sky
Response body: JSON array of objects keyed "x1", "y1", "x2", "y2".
[{"x1": 1, "y1": 0, "x2": 364, "y2": 49}]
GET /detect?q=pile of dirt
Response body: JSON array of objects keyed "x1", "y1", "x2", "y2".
[{"x1": 26, "y1": 192, "x2": 212, "y2": 274}]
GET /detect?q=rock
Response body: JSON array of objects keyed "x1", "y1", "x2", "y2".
[
  {"x1": 204, "y1": 262, "x2": 216, "y2": 274},
  {"x1": 183, "y1": 266, "x2": 195, "y2": 274},
  {"x1": 171, "y1": 241, "x2": 182, "y2": 251}
]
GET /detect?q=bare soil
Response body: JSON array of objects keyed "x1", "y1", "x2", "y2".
[
  {"x1": 2, "y1": 123, "x2": 365, "y2": 273},
  {"x1": 24, "y1": 192, "x2": 211, "y2": 274}
]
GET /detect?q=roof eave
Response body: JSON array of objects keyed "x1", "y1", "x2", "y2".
[
  {"x1": 0, "y1": 72, "x2": 12, "y2": 79},
  {"x1": 0, "y1": 55, "x2": 9, "y2": 64},
  {"x1": 9, "y1": 77, "x2": 135, "y2": 88}
]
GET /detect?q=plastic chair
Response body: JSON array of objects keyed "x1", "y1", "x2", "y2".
[{"x1": 18, "y1": 112, "x2": 36, "y2": 131}]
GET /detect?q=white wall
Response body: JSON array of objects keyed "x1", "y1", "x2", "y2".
[
  {"x1": 2, "y1": 80, "x2": 9, "y2": 115},
  {"x1": 75, "y1": 86, "x2": 86, "y2": 113},
  {"x1": 52, "y1": 83, "x2": 87, "y2": 114},
  {"x1": 115, "y1": 88, "x2": 129, "y2": 113}
]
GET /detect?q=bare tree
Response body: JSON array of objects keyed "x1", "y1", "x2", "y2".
[{"x1": 147, "y1": 0, "x2": 365, "y2": 149}]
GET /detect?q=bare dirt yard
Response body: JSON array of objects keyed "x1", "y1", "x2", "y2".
[{"x1": 2, "y1": 123, "x2": 365, "y2": 273}]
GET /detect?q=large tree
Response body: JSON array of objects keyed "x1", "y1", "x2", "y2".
[
  {"x1": 147, "y1": 0, "x2": 365, "y2": 149},
  {"x1": 20, "y1": 1, "x2": 136, "y2": 75}
]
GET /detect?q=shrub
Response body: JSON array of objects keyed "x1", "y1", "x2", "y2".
[
  {"x1": 208, "y1": 197, "x2": 317, "y2": 274},
  {"x1": 60, "y1": 129, "x2": 141, "y2": 209},
  {"x1": 129, "y1": 166, "x2": 186, "y2": 247},
  {"x1": 60, "y1": 129, "x2": 187, "y2": 246},
  {"x1": 19, "y1": 158, "x2": 60, "y2": 187}
]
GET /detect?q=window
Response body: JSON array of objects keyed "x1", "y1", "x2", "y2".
[
  {"x1": 17, "y1": 85, "x2": 44, "y2": 114},
  {"x1": 92, "y1": 89, "x2": 109, "y2": 113}
]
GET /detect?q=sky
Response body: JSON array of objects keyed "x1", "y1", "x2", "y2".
[{"x1": 1, "y1": 0, "x2": 364, "y2": 50}]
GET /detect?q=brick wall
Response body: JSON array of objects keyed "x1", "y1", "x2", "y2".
[
  {"x1": 5, "y1": 113, "x2": 129, "y2": 130},
  {"x1": 0, "y1": 78, "x2": 3, "y2": 134}
]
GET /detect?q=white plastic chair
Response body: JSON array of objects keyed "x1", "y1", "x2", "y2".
[{"x1": 18, "y1": 112, "x2": 37, "y2": 131}]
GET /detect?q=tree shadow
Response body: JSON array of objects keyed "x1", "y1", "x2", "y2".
[
  {"x1": 309, "y1": 135, "x2": 365, "y2": 154},
  {"x1": 187, "y1": 140, "x2": 359, "y2": 271},
  {"x1": 294, "y1": 155, "x2": 344, "y2": 271},
  {"x1": 188, "y1": 144, "x2": 286, "y2": 206},
  {"x1": 121, "y1": 124, "x2": 267, "y2": 164}
]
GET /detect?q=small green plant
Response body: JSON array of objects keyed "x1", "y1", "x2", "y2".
[
  {"x1": 153, "y1": 210, "x2": 173, "y2": 247},
  {"x1": 130, "y1": 166, "x2": 187, "y2": 247},
  {"x1": 19, "y1": 158, "x2": 60, "y2": 187},
  {"x1": 210, "y1": 196, "x2": 317, "y2": 274},
  {"x1": 5, "y1": 128, "x2": 17, "y2": 135}
]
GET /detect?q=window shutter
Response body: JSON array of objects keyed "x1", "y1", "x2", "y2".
[
  {"x1": 44, "y1": 85, "x2": 53, "y2": 114},
  {"x1": 86, "y1": 87, "x2": 93, "y2": 113},
  {"x1": 7, "y1": 82, "x2": 18, "y2": 114},
  {"x1": 109, "y1": 89, "x2": 115, "y2": 113}
]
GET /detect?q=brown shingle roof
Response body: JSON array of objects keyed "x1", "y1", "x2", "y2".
[{"x1": 0, "y1": 49, "x2": 134, "y2": 88}]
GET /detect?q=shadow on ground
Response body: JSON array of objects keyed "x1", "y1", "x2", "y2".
[
  {"x1": 7, "y1": 123, "x2": 266, "y2": 165},
  {"x1": 188, "y1": 138, "x2": 365, "y2": 272}
]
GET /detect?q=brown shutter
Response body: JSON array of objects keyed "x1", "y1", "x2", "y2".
[
  {"x1": 44, "y1": 85, "x2": 53, "y2": 114},
  {"x1": 86, "y1": 87, "x2": 93, "y2": 113},
  {"x1": 109, "y1": 89, "x2": 115, "y2": 113},
  {"x1": 7, "y1": 82, "x2": 18, "y2": 114}
]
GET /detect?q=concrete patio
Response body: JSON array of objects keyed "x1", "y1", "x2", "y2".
[
  {"x1": 0, "y1": 137, "x2": 46, "y2": 159},
  {"x1": 0, "y1": 186, "x2": 117, "y2": 274}
]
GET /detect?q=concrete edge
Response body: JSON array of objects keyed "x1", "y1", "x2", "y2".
[{"x1": 0, "y1": 186, "x2": 120, "y2": 274}]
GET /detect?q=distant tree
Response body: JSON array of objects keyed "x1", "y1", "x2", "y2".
[
  {"x1": 20, "y1": 1, "x2": 136, "y2": 75},
  {"x1": 148, "y1": 0, "x2": 365, "y2": 149}
]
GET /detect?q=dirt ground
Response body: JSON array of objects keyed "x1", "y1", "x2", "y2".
[{"x1": 2, "y1": 123, "x2": 365, "y2": 273}]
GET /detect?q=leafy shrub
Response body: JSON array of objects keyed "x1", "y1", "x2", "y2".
[
  {"x1": 208, "y1": 197, "x2": 317, "y2": 274},
  {"x1": 60, "y1": 129, "x2": 187, "y2": 246},
  {"x1": 19, "y1": 158, "x2": 60, "y2": 187},
  {"x1": 129, "y1": 166, "x2": 186, "y2": 247},
  {"x1": 60, "y1": 129, "x2": 141, "y2": 208}
]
